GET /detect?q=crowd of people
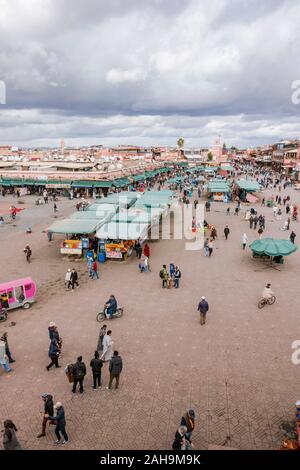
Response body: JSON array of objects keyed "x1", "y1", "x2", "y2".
[
  {"x1": 159, "y1": 263, "x2": 182, "y2": 288},
  {"x1": 1, "y1": 162, "x2": 299, "y2": 451}
]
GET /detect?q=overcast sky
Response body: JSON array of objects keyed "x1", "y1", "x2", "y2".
[{"x1": 0, "y1": 0, "x2": 300, "y2": 148}]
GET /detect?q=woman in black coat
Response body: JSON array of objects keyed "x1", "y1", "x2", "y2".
[
  {"x1": 46, "y1": 338, "x2": 61, "y2": 371},
  {"x1": 47, "y1": 403, "x2": 69, "y2": 445},
  {"x1": 2, "y1": 420, "x2": 22, "y2": 450},
  {"x1": 172, "y1": 426, "x2": 192, "y2": 450}
]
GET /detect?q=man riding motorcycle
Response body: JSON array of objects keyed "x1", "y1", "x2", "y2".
[
  {"x1": 262, "y1": 283, "x2": 275, "y2": 300},
  {"x1": 105, "y1": 295, "x2": 117, "y2": 319}
]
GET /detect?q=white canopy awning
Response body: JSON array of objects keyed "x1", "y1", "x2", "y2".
[{"x1": 96, "y1": 221, "x2": 149, "y2": 240}]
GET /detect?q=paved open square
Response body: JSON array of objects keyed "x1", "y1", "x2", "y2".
[{"x1": 0, "y1": 184, "x2": 299, "y2": 450}]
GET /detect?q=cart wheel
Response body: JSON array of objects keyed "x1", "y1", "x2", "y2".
[
  {"x1": 22, "y1": 302, "x2": 31, "y2": 309},
  {"x1": 268, "y1": 295, "x2": 276, "y2": 305},
  {"x1": 0, "y1": 312, "x2": 8, "y2": 323},
  {"x1": 96, "y1": 312, "x2": 105, "y2": 322},
  {"x1": 258, "y1": 299, "x2": 266, "y2": 309}
]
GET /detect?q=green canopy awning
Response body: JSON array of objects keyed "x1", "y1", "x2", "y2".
[
  {"x1": 144, "y1": 171, "x2": 157, "y2": 178},
  {"x1": 92, "y1": 181, "x2": 113, "y2": 188},
  {"x1": 46, "y1": 219, "x2": 102, "y2": 235},
  {"x1": 205, "y1": 167, "x2": 218, "y2": 173},
  {"x1": 132, "y1": 174, "x2": 145, "y2": 182},
  {"x1": 45, "y1": 180, "x2": 72, "y2": 188},
  {"x1": 71, "y1": 181, "x2": 94, "y2": 188},
  {"x1": 34, "y1": 180, "x2": 49, "y2": 186},
  {"x1": 250, "y1": 238, "x2": 298, "y2": 257},
  {"x1": 207, "y1": 181, "x2": 230, "y2": 193},
  {"x1": 177, "y1": 162, "x2": 189, "y2": 167},
  {"x1": 159, "y1": 167, "x2": 171, "y2": 173},
  {"x1": 1, "y1": 179, "x2": 24, "y2": 186},
  {"x1": 167, "y1": 177, "x2": 182, "y2": 184},
  {"x1": 112, "y1": 178, "x2": 131, "y2": 188},
  {"x1": 236, "y1": 179, "x2": 261, "y2": 192},
  {"x1": 220, "y1": 165, "x2": 235, "y2": 172},
  {"x1": 22, "y1": 179, "x2": 37, "y2": 186}
]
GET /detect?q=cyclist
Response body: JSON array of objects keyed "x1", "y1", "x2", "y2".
[
  {"x1": 262, "y1": 283, "x2": 275, "y2": 301},
  {"x1": 104, "y1": 295, "x2": 117, "y2": 319}
]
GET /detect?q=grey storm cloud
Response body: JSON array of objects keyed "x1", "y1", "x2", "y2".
[{"x1": 0, "y1": 0, "x2": 300, "y2": 147}]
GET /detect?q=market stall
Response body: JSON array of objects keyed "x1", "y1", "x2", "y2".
[
  {"x1": 96, "y1": 220, "x2": 149, "y2": 261},
  {"x1": 45, "y1": 219, "x2": 104, "y2": 256},
  {"x1": 206, "y1": 181, "x2": 231, "y2": 202},
  {"x1": 234, "y1": 179, "x2": 261, "y2": 201}
]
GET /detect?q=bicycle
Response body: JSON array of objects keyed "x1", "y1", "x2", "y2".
[{"x1": 258, "y1": 295, "x2": 276, "y2": 309}]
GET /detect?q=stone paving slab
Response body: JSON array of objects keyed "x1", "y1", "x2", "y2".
[{"x1": 0, "y1": 189, "x2": 300, "y2": 450}]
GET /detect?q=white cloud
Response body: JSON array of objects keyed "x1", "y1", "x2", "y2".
[
  {"x1": 106, "y1": 68, "x2": 147, "y2": 85},
  {"x1": 0, "y1": 0, "x2": 300, "y2": 146}
]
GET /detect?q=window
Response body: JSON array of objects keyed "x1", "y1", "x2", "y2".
[{"x1": 25, "y1": 284, "x2": 32, "y2": 291}]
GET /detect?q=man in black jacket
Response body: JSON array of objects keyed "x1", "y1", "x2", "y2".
[
  {"x1": 198, "y1": 296, "x2": 209, "y2": 325},
  {"x1": 37, "y1": 393, "x2": 54, "y2": 438},
  {"x1": 69, "y1": 269, "x2": 79, "y2": 291},
  {"x1": 224, "y1": 225, "x2": 230, "y2": 240},
  {"x1": 72, "y1": 356, "x2": 86, "y2": 394},
  {"x1": 173, "y1": 266, "x2": 181, "y2": 289},
  {"x1": 90, "y1": 351, "x2": 103, "y2": 389},
  {"x1": 108, "y1": 351, "x2": 123, "y2": 390}
]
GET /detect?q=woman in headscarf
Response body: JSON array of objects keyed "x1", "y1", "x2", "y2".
[
  {"x1": 97, "y1": 324, "x2": 107, "y2": 352},
  {"x1": 48, "y1": 322, "x2": 62, "y2": 349},
  {"x1": 2, "y1": 420, "x2": 22, "y2": 450},
  {"x1": 143, "y1": 243, "x2": 150, "y2": 258},
  {"x1": 172, "y1": 425, "x2": 192, "y2": 450}
]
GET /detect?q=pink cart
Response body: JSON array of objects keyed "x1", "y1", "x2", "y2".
[{"x1": 0, "y1": 277, "x2": 36, "y2": 311}]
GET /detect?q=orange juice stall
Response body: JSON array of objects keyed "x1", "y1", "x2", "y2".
[
  {"x1": 60, "y1": 239, "x2": 83, "y2": 255},
  {"x1": 105, "y1": 240, "x2": 134, "y2": 260}
]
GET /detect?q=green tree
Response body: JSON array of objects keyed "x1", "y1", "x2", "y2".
[
  {"x1": 207, "y1": 151, "x2": 213, "y2": 161},
  {"x1": 177, "y1": 138, "x2": 184, "y2": 148}
]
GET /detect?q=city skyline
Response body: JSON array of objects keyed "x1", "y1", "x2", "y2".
[{"x1": 1, "y1": 0, "x2": 300, "y2": 147}]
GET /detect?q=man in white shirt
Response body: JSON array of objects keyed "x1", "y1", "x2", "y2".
[
  {"x1": 242, "y1": 233, "x2": 248, "y2": 250},
  {"x1": 262, "y1": 283, "x2": 275, "y2": 300}
]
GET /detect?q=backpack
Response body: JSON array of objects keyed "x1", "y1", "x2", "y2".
[
  {"x1": 65, "y1": 364, "x2": 74, "y2": 383},
  {"x1": 159, "y1": 269, "x2": 165, "y2": 279},
  {"x1": 75, "y1": 363, "x2": 85, "y2": 379}
]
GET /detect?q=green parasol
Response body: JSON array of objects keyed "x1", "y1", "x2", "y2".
[{"x1": 250, "y1": 238, "x2": 297, "y2": 257}]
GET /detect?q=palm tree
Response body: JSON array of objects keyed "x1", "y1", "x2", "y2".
[
  {"x1": 207, "y1": 152, "x2": 213, "y2": 161},
  {"x1": 177, "y1": 138, "x2": 184, "y2": 149}
]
